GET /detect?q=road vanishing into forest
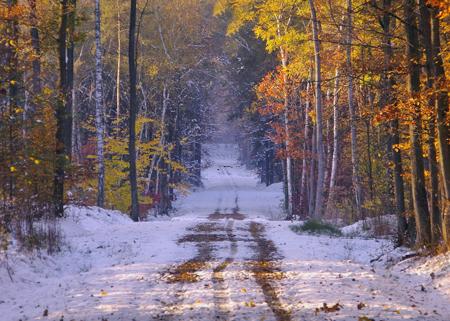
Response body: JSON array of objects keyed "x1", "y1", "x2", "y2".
[{"x1": 2, "y1": 144, "x2": 449, "y2": 321}]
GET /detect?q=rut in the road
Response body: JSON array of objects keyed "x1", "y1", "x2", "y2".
[
  {"x1": 248, "y1": 221, "x2": 292, "y2": 321},
  {"x1": 211, "y1": 219, "x2": 237, "y2": 320},
  {"x1": 159, "y1": 212, "x2": 291, "y2": 321}
]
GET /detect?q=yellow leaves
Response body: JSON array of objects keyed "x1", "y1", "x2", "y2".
[
  {"x1": 244, "y1": 300, "x2": 256, "y2": 307},
  {"x1": 393, "y1": 143, "x2": 410, "y2": 153},
  {"x1": 10, "y1": 166, "x2": 16, "y2": 172},
  {"x1": 241, "y1": 287, "x2": 247, "y2": 293},
  {"x1": 29, "y1": 157, "x2": 41, "y2": 165},
  {"x1": 147, "y1": 65, "x2": 159, "y2": 78},
  {"x1": 43, "y1": 87, "x2": 53, "y2": 96}
]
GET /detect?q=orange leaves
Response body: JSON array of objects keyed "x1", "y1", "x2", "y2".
[
  {"x1": 0, "y1": 4, "x2": 27, "y2": 21},
  {"x1": 256, "y1": 69, "x2": 286, "y2": 116},
  {"x1": 427, "y1": 0, "x2": 450, "y2": 18}
]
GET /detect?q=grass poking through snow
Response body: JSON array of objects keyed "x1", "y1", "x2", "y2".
[{"x1": 290, "y1": 219, "x2": 342, "y2": 236}]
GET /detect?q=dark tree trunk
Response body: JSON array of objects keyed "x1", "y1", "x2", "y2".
[
  {"x1": 28, "y1": 0, "x2": 41, "y2": 112},
  {"x1": 379, "y1": 0, "x2": 408, "y2": 245},
  {"x1": 65, "y1": 0, "x2": 76, "y2": 158},
  {"x1": 129, "y1": 0, "x2": 140, "y2": 221},
  {"x1": 54, "y1": 0, "x2": 69, "y2": 218},
  {"x1": 418, "y1": 0, "x2": 441, "y2": 244},
  {"x1": 404, "y1": 0, "x2": 431, "y2": 245},
  {"x1": 431, "y1": 8, "x2": 450, "y2": 247}
]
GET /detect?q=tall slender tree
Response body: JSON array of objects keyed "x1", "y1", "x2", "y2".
[
  {"x1": 430, "y1": 6, "x2": 450, "y2": 247},
  {"x1": 54, "y1": 0, "x2": 69, "y2": 217},
  {"x1": 404, "y1": 0, "x2": 431, "y2": 245},
  {"x1": 346, "y1": 0, "x2": 363, "y2": 220},
  {"x1": 129, "y1": 0, "x2": 140, "y2": 221},
  {"x1": 94, "y1": 0, "x2": 105, "y2": 207},
  {"x1": 308, "y1": 0, "x2": 325, "y2": 219}
]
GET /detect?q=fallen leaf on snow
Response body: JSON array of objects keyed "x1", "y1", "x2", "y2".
[{"x1": 315, "y1": 302, "x2": 343, "y2": 314}]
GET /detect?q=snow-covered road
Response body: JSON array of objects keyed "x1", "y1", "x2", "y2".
[{"x1": 1, "y1": 144, "x2": 449, "y2": 321}]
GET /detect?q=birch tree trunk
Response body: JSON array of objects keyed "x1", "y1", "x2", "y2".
[
  {"x1": 300, "y1": 81, "x2": 311, "y2": 216},
  {"x1": 280, "y1": 48, "x2": 293, "y2": 219},
  {"x1": 346, "y1": 0, "x2": 363, "y2": 219},
  {"x1": 94, "y1": 0, "x2": 105, "y2": 208},
  {"x1": 326, "y1": 68, "x2": 340, "y2": 214},
  {"x1": 309, "y1": 0, "x2": 325, "y2": 219}
]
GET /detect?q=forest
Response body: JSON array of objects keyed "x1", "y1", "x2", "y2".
[{"x1": 0, "y1": 0, "x2": 450, "y2": 320}]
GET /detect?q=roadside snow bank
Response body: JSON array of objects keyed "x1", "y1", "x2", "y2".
[
  {"x1": 62, "y1": 205, "x2": 132, "y2": 237},
  {"x1": 386, "y1": 251, "x2": 450, "y2": 306},
  {"x1": 341, "y1": 215, "x2": 397, "y2": 238}
]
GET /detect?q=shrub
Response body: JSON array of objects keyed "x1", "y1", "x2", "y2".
[{"x1": 291, "y1": 219, "x2": 342, "y2": 236}]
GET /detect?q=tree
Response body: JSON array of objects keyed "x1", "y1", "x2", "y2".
[
  {"x1": 128, "y1": 0, "x2": 139, "y2": 222},
  {"x1": 54, "y1": 0, "x2": 69, "y2": 218},
  {"x1": 346, "y1": 0, "x2": 363, "y2": 219},
  {"x1": 430, "y1": 4, "x2": 450, "y2": 247},
  {"x1": 308, "y1": 0, "x2": 325, "y2": 219},
  {"x1": 94, "y1": 0, "x2": 105, "y2": 207},
  {"x1": 404, "y1": 0, "x2": 431, "y2": 245}
]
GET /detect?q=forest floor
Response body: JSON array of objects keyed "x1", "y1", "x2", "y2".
[{"x1": 1, "y1": 144, "x2": 450, "y2": 321}]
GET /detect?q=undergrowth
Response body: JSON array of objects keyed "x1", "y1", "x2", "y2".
[{"x1": 290, "y1": 219, "x2": 342, "y2": 236}]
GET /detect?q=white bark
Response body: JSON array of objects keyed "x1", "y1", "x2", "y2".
[
  {"x1": 346, "y1": 0, "x2": 363, "y2": 218},
  {"x1": 309, "y1": 0, "x2": 325, "y2": 219},
  {"x1": 276, "y1": 14, "x2": 293, "y2": 219},
  {"x1": 327, "y1": 68, "x2": 340, "y2": 206},
  {"x1": 146, "y1": 85, "x2": 169, "y2": 194},
  {"x1": 95, "y1": 0, "x2": 105, "y2": 207}
]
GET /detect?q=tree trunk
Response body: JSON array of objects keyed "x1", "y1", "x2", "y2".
[
  {"x1": 301, "y1": 80, "x2": 312, "y2": 216},
  {"x1": 94, "y1": 0, "x2": 105, "y2": 208},
  {"x1": 380, "y1": 0, "x2": 408, "y2": 244},
  {"x1": 65, "y1": 0, "x2": 76, "y2": 159},
  {"x1": 418, "y1": 0, "x2": 441, "y2": 244},
  {"x1": 116, "y1": 0, "x2": 121, "y2": 125},
  {"x1": 431, "y1": 8, "x2": 450, "y2": 247},
  {"x1": 346, "y1": 0, "x2": 363, "y2": 219},
  {"x1": 309, "y1": 0, "x2": 325, "y2": 219},
  {"x1": 404, "y1": 0, "x2": 431, "y2": 245},
  {"x1": 27, "y1": 0, "x2": 41, "y2": 117},
  {"x1": 326, "y1": 68, "x2": 340, "y2": 214},
  {"x1": 129, "y1": 0, "x2": 140, "y2": 221},
  {"x1": 280, "y1": 48, "x2": 293, "y2": 219},
  {"x1": 54, "y1": 0, "x2": 69, "y2": 218}
]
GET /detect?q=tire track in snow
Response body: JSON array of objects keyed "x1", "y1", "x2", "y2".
[
  {"x1": 247, "y1": 221, "x2": 292, "y2": 321},
  {"x1": 211, "y1": 219, "x2": 237, "y2": 320}
]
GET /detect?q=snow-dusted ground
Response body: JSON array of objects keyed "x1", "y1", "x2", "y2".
[{"x1": 1, "y1": 143, "x2": 449, "y2": 321}]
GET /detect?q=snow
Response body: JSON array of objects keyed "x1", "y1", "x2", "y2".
[
  {"x1": 1, "y1": 143, "x2": 449, "y2": 321},
  {"x1": 341, "y1": 215, "x2": 398, "y2": 238}
]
